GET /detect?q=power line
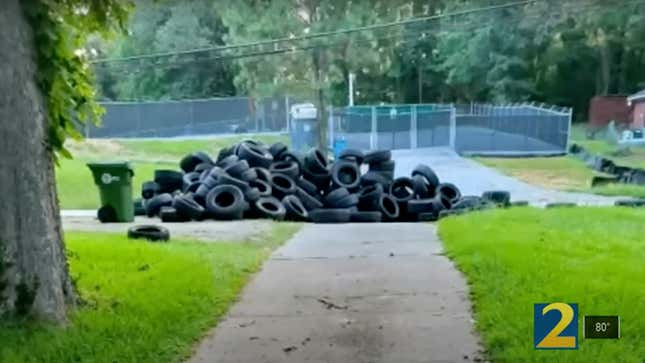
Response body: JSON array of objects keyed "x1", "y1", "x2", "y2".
[{"x1": 91, "y1": 0, "x2": 539, "y2": 64}]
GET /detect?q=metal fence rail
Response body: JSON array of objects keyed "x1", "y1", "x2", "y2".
[{"x1": 330, "y1": 102, "x2": 572, "y2": 156}]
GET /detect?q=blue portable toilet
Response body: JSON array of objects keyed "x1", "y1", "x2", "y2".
[{"x1": 289, "y1": 103, "x2": 319, "y2": 152}]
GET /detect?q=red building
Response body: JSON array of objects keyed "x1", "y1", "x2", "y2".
[
  {"x1": 628, "y1": 90, "x2": 645, "y2": 129},
  {"x1": 588, "y1": 95, "x2": 631, "y2": 128}
]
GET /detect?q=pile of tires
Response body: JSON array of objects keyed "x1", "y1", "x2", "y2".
[{"x1": 135, "y1": 140, "x2": 513, "y2": 223}]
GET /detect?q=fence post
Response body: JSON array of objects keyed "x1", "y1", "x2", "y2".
[
  {"x1": 566, "y1": 107, "x2": 573, "y2": 152},
  {"x1": 285, "y1": 96, "x2": 290, "y2": 132},
  {"x1": 328, "y1": 105, "x2": 334, "y2": 149},
  {"x1": 449, "y1": 106, "x2": 456, "y2": 149},
  {"x1": 410, "y1": 105, "x2": 418, "y2": 149},
  {"x1": 370, "y1": 106, "x2": 377, "y2": 150}
]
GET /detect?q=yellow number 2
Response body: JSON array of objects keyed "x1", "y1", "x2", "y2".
[{"x1": 537, "y1": 303, "x2": 576, "y2": 348}]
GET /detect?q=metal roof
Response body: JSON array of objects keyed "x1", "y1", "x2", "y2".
[{"x1": 628, "y1": 89, "x2": 645, "y2": 103}]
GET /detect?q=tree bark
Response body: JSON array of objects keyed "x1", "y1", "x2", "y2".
[{"x1": 0, "y1": 0, "x2": 74, "y2": 322}]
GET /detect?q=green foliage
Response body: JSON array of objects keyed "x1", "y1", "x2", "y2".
[
  {"x1": 22, "y1": 0, "x2": 132, "y2": 159},
  {"x1": 439, "y1": 207, "x2": 645, "y2": 362},
  {"x1": 0, "y1": 226, "x2": 300, "y2": 363}
]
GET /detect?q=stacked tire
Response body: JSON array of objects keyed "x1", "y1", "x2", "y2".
[{"x1": 136, "y1": 140, "x2": 510, "y2": 223}]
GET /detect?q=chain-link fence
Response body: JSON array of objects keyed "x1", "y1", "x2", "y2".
[
  {"x1": 88, "y1": 96, "x2": 292, "y2": 138},
  {"x1": 330, "y1": 102, "x2": 572, "y2": 156}
]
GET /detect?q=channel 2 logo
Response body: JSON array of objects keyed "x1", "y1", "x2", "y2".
[{"x1": 534, "y1": 303, "x2": 578, "y2": 350}]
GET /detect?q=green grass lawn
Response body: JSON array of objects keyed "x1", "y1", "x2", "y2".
[
  {"x1": 0, "y1": 223, "x2": 299, "y2": 363},
  {"x1": 57, "y1": 134, "x2": 289, "y2": 209},
  {"x1": 439, "y1": 207, "x2": 645, "y2": 363}
]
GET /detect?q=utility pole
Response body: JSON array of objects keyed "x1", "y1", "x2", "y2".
[{"x1": 348, "y1": 72, "x2": 355, "y2": 106}]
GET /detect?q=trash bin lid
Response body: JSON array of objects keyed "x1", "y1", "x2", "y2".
[{"x1": 87, "y1": 161, "x2": 132, "y2": 170}]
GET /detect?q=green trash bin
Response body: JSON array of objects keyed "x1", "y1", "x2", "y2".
[{"x1": 87, "y1": 162, "x2": 135, "y2": 223}]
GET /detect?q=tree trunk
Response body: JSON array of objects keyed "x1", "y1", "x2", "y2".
[
  {"x1": 312, "y1": 48, "x2": 328, "y2": 151},
  {"x1": 0, "y1": 0, "x2": 74, "y2": 322}
]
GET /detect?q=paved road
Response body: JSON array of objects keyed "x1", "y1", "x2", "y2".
[
  {"x1": 392, "y1": 147, "x2": 618, "y2": 206},
  {"x1": 187, "y1": 223, "x2": 483, "y2": 363}
]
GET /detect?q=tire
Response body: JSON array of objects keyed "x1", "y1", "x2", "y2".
[
  {"x1": 127, "y1": 225, "x2": 170, "y2": 242},
  {"x1": 302, "y1": 163, "x2": 331, "y2": 190},
  {"x1": 224, "y1": 160, "x2": 250, "y2": 179},
  {"x1": 134, "y1": 198, "x2": 146, "y2": 216},
  {"x1": 97, "y1": 205, "x2": 117, "y2": 223},
  {"x1": 363, "y1": 150, "x2": 391, "y2": 165},
  {"x1": 369, "y1": 160, "x2": 395, "y2": 172},
  {"x1": 297, "y1": 177, "x2": 317, "y2": 195},
  {"x1": 269, "y1": 142, "x2": 288, "y2": 159},
  {"x1": 305, "y1": 149, "x2": 329, "y2": 174},
  {"x1": 615, "y1": 199, "x2": 645, "y2": 207},
  {"x1": 412, "y1": 175, "x2": 431, "y2": 199},
  {"x1": 358, "y1": 184, "x2": 384, "y2": 211},
  {"x1": 412, "y1": 164, "x2": 440, "y2": 190},
  {"x1": 545, "y1": 202, "x2": 576, "y2": 209},
  {"x1": 379, "y1": 194, "x2": 400, "y2": 221},
  {"x1": 240, "y1": 168, "x2": 258, "y2": 182},
  {"x1": 296, "y1": 187, "x2": 324, "y2": 211},
  {"x1": 510, "y1": 200, "x2": 530, "y2": 207},
  {"x1": 145, "y1": 193, "x2": 173, "y2": 217},
  {"x1": 436, "y1": 183, "x2": 461, "y2": 204},
  {"x1": 205, "y1": 185, "x2": 246, "y2": 220},
  {"x1": 173, "y1": 194, "x2": 205, "y2": 220},
  {"x1": 255, "y1": 196, "x2": 287, "y2": 221},
  {"x1": 253, "y1": 167, "x2": 272, "y2": 183},
  {"x1": 217, "y1": 173, "x2": 250, "y2": 192},
  {"x1": 452, "y1": 196, "x2": 483, "y2": 210},
  {"x1": 389, "y1": 177, "x2": 415, "y2": 202},
  {"x1": 249, "y1": 179, "x2": 272, "y2": 197},
  {"x1": 350, "y1": 211, "x2": 382, "y2": 223},
  {"x1": 331, "y1": 161, "x2": 361, "y2": 190},
  {"x1": 270, "y1": 161, "x2": 300, "y2": 180},
  {"x1": 417, "y1": 212, "x2": 438, "y2": 222},
  {"x1": 334, "y1": 193, "x2": 359, "y2": 208},
  {"x1": 282, "y1": 195, "x2": 309, "y2": 221},
  {"x1": 481, "y1": 190, "x2": 511, "y2": 207},
  {"x1": 182, "y1": 172, "x2": 202, "y2": 192},
  {"x1": 160, "y1": 206, "x2": 189, "y2": 223},
  {"x1": 309, "y1": 209, "x2": 352, "y2": 224},
  {"x1": 141, "y1": 181, "x2": 160, "y2": 199},
  {"x1": 338, "y1": 148, "x2": 364, "y2": 165},
  {"x1": 217, "y1": 154, "x2": 240, "y2": 169},
  {"x1": 194, "y1": 163, "x2": 214, "y2": 173},
  {"x1": 360, "y1": 171, "x2": 391, "y2": 189},
  {"x1": 324, "y1": 187, "x2": 350, "y2": 207},
  {"x1": 238, "y1": 142, "x2": 274, "y2": 168},
  {"x1": 154, "y1": 170, "x2": 184, "y2": 193},
  {"x1": 407, "y1": 197, "x2": 450, "y2": 215},
  {"x1": 216, "y1": 146, "x2": 235, "y2": 163},
  {"x1": 180, "y1": 151, "x2": 213, "y2": 173},
  {"x1": 270, "y1": 173, "x2": 297, "y2": 199}
]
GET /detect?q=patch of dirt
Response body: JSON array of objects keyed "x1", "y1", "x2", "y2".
[
  {"x1": 65, "y1": 139, "x2": 126, "y2": 157},
  {"x1": 512, "y1": 170, "x2": 586, "y2": 190}
]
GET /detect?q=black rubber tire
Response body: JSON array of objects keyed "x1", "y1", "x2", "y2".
[
  {"x1": 481, "y1": 190, "x2": 511, "y2": 207},
  {"x1": 360, "y1": 171, "x2": 391, "y2": 189},
  {"x1": 379, "y1": 194, "x2": 400, "y2": 221},
  {"x1": 436, "y1": 183, "x2": 461, "y2": 204},
  {"x1": 160, "y1": 206, "x2": 189, "y2": 223},
  {"x1": 145, "y1": 193, "x2": 173, "y2": 217},
  {"x1": 334, "y1": 193, "x2": 359, "y2": 208},
  {"x1": 389, "y1": 177, "x2": 416, "y2": 203},
  {"x1": 270, "y1": 173, "x2": 297, "y2": 199},
  {"x1": 239, "y1": 168, "x2": 258, "y2": 182},
  {"x1": 238, "y1": 142, "x2": 274, "y2": 168},
  {"x1": 127, "y1": 225, "x2": 170, "y2": 242},
  {"x1": 252, "y1": 167, "x2": 271, "y2": 183},
  {"x1": 205, "y1": 185, "x2": 246, "y2": 220},
  {"x1": 255, "y1": 196, "x2": 287, "y2": 220},
  {"x1": 350, "y1": 211, "x2": 382, "y2": 223},
  {"x1": 173, "y1": 194, "x2": 205, "y2": 220},
  {"x1": 182, "y1": 172, "x2": 202, "y2": 192},
  {"x1": 363, "y1": 150, "x2": 392, "y2": 165},
  {"x1": 417, "y1": 212, "x2": 439, "y2": 222},
  {"x1": 407, "y1": 197, "x2": 450, "y2": 215},
  {"x1": 269, "y1": 142, "x2": 288, "y2": 159},
  {"x1": 412, "y1": 164, "x2": 440, "y2": 190},
  {"x1": 217, "y1": 173, "x2": 250, "y2": 192},
  {"x1": 296, "y1": 187, "x2": 324, "y2": 211},
  {"x1": 180, "y1": 151, "x2": 213, "y2": 173},
  {"x1": 331, "y1": 161, "x2": 361, "y2": 190},
  {"x1": 217, "y1": 154, "x2": 240, "y2": 169},
  {"x1": 615, "y1": 199, "x2": 645, "y2": 207},
  {"x1": 224, "y1": 160, "x2": 250, "y2": 179},
  {"x1": 452, "y1": 196, "x2": 483, "y2": 210},
  {"x1": 305, "y1": 149, "x2": 329, "y2": 174},
  {"x1": 282, "y1": 195, "x2": 309, "y2": 221},
  {"x1": 412, "y1": 175, "x2": 431, "y2": 199},
  {"x1": 358, "y1": 184, "x2": 384, "y2": 211},
  {"x1": 324, "y1": 187, "x2": 350, "y2": 207},
  {"x1": 545, "y1": 202, "x2": 577, "y2": 209},
  {"x1": 309, "y1": 208, "x2": 352, "y2": 224},
  {"x1": 97, "y1": 205, "x2": 117, "y2": 223},
  {"x1": 154, "y1": 170, "x2": 184, "y2": 193},
  {"x1": 302, "y1": 163, "x2": 331, "y2": 190},
  {"x1": 270, "y1": 161, "x2": 300, "y2": 180},
  {"x1": 510, "y1": 200, "x2": 530, "y2": 207},
  {"x1": 369, "y1": 160, "x2": 395, "y2": 172},
  {"x1": 216, "y1": 146, "x2": 235, "y2": 163},
  {"x1": 297, "y1": 177, "x2": 317, "y2": 196},
  {"x1": 134, "y1": 198, "x2": 146, "y2": 216},
  {"x1": 194, "y1": 163, "x2": 214, "y2": 173},
  {"x1": 338, "y1": 148, "x2": 364, "y2": 165},
  {"x1": 141, "y1": 181, "x2": 160, "y2": 199}
]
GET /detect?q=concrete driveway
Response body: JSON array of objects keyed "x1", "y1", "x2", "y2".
[{"x1": 392, "y1": 147, "x2": 618, "y2": 206}]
